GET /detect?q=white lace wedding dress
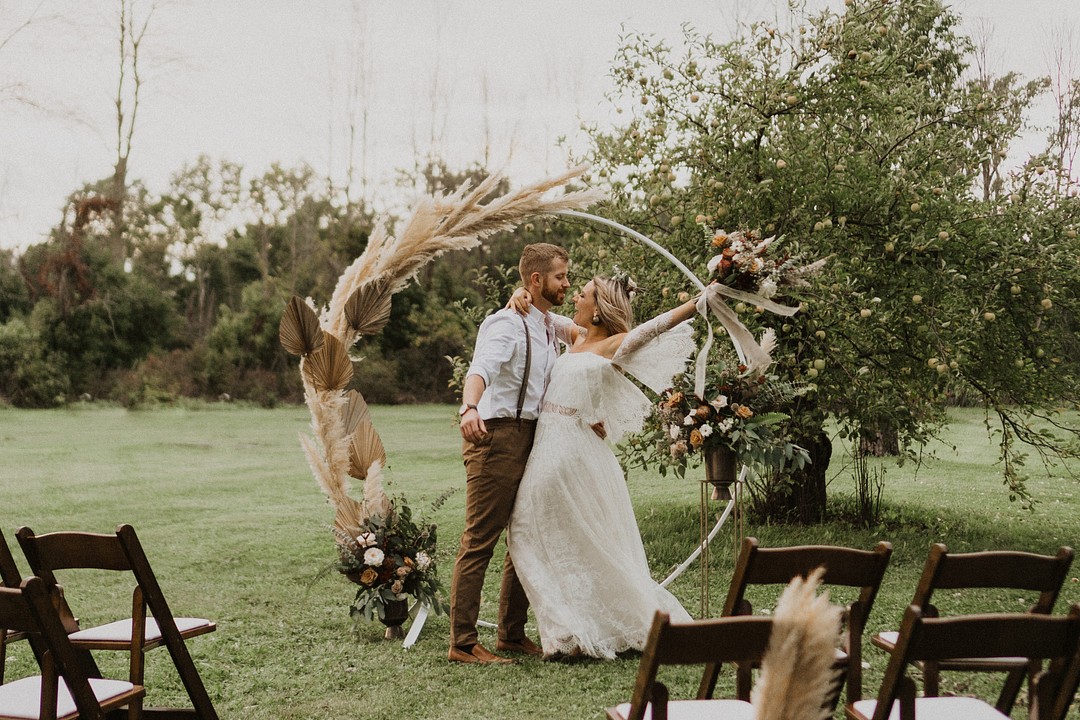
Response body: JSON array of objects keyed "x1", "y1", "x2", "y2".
[{"x1": 507, "y1": 312, "x2": 696, "y2": 659}]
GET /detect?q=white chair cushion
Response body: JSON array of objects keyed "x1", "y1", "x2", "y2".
[
  {"x1": 69, "y1": 617, "x2": 212, "y2": 643},
  {"x1": 876, "y1": 631, "x2": 899, "y2": 646},
  {"x1": 850, "y1": 696, "x2": 1009, "y2": 720},
  {"x1": 0, "y1": 676, "x2": 136, "y2": 719},
  {"x1": 612, "y1": 699, "x2": 756, "y2": 720}
]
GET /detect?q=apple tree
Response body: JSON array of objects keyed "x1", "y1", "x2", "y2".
[{"x1": 581, "y1": 0, "x2": 1080, "y2": 518}]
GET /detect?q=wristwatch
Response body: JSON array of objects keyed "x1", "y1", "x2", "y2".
[{"x1": 458, "y1": 403, "x2": 478, "y2": 416}]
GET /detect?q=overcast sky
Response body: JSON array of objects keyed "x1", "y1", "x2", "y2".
[{"x1": 0, "y1": 0, "x2": 1076, "y2": 251}]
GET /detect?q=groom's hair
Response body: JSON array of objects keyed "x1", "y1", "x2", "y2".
[{"x1": 519, "y1": 243, "x2": 569, "y2": 285}]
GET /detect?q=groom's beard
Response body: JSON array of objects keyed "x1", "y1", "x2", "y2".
[{"x1": 541, "y1": 283, "x2": 566, "y2": 307}]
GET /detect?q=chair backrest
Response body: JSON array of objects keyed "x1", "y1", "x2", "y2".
[
  {"x1": 0, "y1": 529, "x2": 23, "y2": 588},
  {"x1": 0, "y1": 577, "x2": 119, "y2": 719},
  {"x1": 911, "y1": 543, "x2": 1074, "y2": 618},
  {"x1": 716, "y1": 536, "x2": 892, "y2": 702},
  {"x1": 723, "y1": 536, "x2": 894, "y2": 618},
  {"x1": 869, "y1": 604, "x2": 1080, "y2": 720},
  {"x1": 622, "y1": 612, "x2": 774, "y2": 720}
]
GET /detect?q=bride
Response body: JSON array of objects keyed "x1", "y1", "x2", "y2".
[{"x1": 507, "y1": 273, "x2": 701, "y2": 659}]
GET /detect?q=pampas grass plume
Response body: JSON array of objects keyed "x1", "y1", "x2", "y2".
[{"x1": 752, "y1": 567, "x2": 843, "y2": 720}]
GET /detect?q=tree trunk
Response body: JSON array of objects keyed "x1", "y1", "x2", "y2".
[
  {"x1": 859, "y1": 423, "x2": 900, "y2": 457},
  {"x1": 786, "y1": 429, "x2": 832, "y2": 523}
]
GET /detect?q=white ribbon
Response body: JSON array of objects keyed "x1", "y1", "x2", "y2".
[
  {"x1": 550, "y1": 209, "x2": 801, "y2": 398},
  {"x1": 693, "y1": 284, "x2": 799, "y2": 398}
]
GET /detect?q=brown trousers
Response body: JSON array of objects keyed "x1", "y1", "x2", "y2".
[{"x1": 449, "y1": 418, "x2": 536, "y2": 649}]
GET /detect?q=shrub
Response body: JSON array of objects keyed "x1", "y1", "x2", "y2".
[{"x1": 0, "y1": 318, "x2": 70, "y2": 407}]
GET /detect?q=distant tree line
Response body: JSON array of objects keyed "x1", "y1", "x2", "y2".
[{"x1": 0, "y1": 159, "x2": 578, "y2": 408}]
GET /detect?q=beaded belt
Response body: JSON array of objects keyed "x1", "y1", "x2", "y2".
[{"x1": 541, "y1": 401, "x2": 579, "y2": 417}]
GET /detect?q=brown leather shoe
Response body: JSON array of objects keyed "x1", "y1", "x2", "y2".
[
  {"x1": 496, "y1": 636, "x2": 543, "y2": 657},
  {"x1": 448, "y1": 643, "x2": 514, "y2": 665}
]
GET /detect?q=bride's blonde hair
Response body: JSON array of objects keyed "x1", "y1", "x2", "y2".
[{"x1": 592, "y1": 275, "x2": 635, "y2": 335}]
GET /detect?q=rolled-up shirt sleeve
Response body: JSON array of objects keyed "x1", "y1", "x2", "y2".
[{"x1": 466, "y1": 313, "x2": 518, "y2": 386}]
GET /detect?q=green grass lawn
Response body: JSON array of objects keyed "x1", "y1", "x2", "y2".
[{"x1": 1, "y1": 403, "x2": 1078, "y2": 719}]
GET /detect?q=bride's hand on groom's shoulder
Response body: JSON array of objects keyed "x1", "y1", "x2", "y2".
[{"x1": 506, "y1": 287, "x2": 531, "y2": 315}]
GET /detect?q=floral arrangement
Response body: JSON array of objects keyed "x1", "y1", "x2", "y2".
[
  {"x1": 707, "y1": 228, "x2": 824, "y2": 298},
  {"x1": 623, "y1": 226, "x2": 822, "y2": 482},
  {"x1": 650, "y1": 365, "x2": 810, "y2": 478},
  {"x1": 333, "y1": 493, "x2": 450, "y2": 623}
]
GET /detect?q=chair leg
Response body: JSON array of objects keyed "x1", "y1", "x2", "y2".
[
  {"x1": 923, "y1": 661, "x2": 940, "y2": 697},
  {"x1": 736, "y1": 662, "x2": 753, "y2": 701},
  {"x1": 898, "y1": 677, "x2": 917, "y2": 720},
  {"x1": 995, "y1": 663, "x2": 1032, "y2": 714},
  {"x1": 127, "y1": 647, "x2": 145, "y2": 720}
]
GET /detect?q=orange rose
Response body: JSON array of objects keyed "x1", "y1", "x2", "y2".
[
  {"x1": 695, "y1": 405, "x2": 711, "y2": 419},
  {"x1": 360, "y1": 568, "x2": 378, "y2": 585},
  {"x1": 689, "y1": 429, "x2": 704, "y2": 448},
  {"x1": 668, "y1": 391, "x2": 684, "y2": 406},
  {"x1": 734, "y1": 404, "x2": 754, "y2": 419}
]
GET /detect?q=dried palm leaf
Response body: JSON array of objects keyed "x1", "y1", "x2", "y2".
[
  {"x1": 333, "y1": 498, "x2": 367, "y2": 539},
  {"x1": 344, "y1": 278, "x2": 393, "y2": 338},
  {"x1": 279, "y1": 296, "x2": 324, "y2": 356},
  {"x1": 303, "y1": 333, "x2": 353, "y2": 392},
  {"x1": 340, "y1": 389, "x2": 372, "y2": 436},
  {"x1": 348, "y1": 420, "x2": 386, "y2": 480}
]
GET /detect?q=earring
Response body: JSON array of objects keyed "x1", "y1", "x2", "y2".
[{"x1": 591, "y1": 313, "x2": 600, "y2": 325}]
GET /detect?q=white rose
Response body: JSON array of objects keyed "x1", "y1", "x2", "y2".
[
  {"x1": 759, "y1": 278, "x2": 778, "y2": 299},
  {"x1": 669, "y1": 424, "x2": 681, "y2": 439},
  {"x1": 415, "y1": 551, "x2": 432, "y2": 571},
  {"x1": 356, "y1": 532, "x2": 377, "y2": 547},
  {"x1": 683, "y1": 414, "x2": 696, "y2": 426},
  {"x1": 710, "y1": 395, "x2": 729, "y2": 410},
  {"x1": 700, "y1": 424, "x2": 713, "y2": 437},
  {"x1": 363, "y1": 547, "x2": 385, "y2": 566}
]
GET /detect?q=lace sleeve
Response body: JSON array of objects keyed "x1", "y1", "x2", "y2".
[
  {"x1": 549, "y1": 312, "x2": 578, "y2": 346},
  {"x1": 614, "y1": 310, "x2": 675, "y2": 359},
  {"x1": 576, "y1": 362, "x2": 652, "y2": 446},
  {"x1": 611, "y1": 312, "x2": 696, "y2": 394}
]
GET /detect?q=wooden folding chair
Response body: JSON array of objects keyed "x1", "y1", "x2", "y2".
[
  {"x1": 0, "y1": 576, "x2": 145, "y2": 720},
  {"x1": 0, "y1": 529, "x2": 30, "y2": 684},
  {"x1": 709, "y1": 536, "x2": 893, "y2": 706},
  {"x1": 606, "y1": 611, "x2": 774, "y2": 720},
  {"x1": 871, "y1": 543, "x2": 1074, "y2": 713},
  {"x1": 16, "y1": 524, "x2": 218, "y2": 720},
  {"x1": 849, "y1": 604, "x2": 1080, "y2": 720}
]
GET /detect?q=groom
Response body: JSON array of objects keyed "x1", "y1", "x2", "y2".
[{"x1": 449, "y1": 242, "x2": 570, "y2": 664}]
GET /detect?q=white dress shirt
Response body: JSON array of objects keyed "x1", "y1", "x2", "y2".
[{"x1": 466, "y1": 306, "x2": 559, "y2": 421}]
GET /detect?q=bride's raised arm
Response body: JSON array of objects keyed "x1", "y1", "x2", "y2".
[{"x1": 613, "y1": 291, "x2": 701, "y2": 358}]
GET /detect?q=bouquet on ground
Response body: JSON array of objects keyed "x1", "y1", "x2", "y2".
[{"x1": 332, "y1": 493, "x2": 450, "y2": 623}]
